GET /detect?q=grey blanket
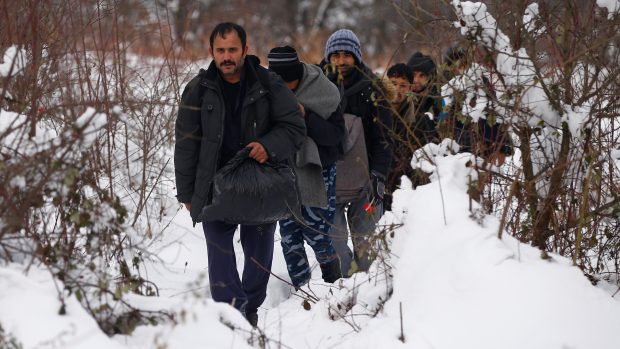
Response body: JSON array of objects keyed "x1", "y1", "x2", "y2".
[{"x1": 293, "y1": 63, "x2": 341, "y2": 208}]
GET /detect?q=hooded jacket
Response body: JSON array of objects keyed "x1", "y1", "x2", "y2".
[{"x1": 174, "y1": 55, "x2": 306, "y2": 222}]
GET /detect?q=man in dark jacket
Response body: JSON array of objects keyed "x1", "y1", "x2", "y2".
[
  {"x1": 384, "y1": 62, "x2": 438, "y2": 211},
  {"x1": 441, "y1": 46, "x2": 512, "y2": 207},
  {"x1": 441, "y1": 46, "x2": 512, "y2": 164},
  {"x1": 174, "y1": 23, "x2": 306, "y2": 326},
  {"x1": 320, "y1": 29, "x2": 393, "y2": 276},
  {"x1": 268, "y1": 46, "x2": 344, "y2": 289}
]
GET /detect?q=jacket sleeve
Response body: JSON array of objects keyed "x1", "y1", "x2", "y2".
[
  {"x1": 368, "y1": 98, "x2": 394, "y2": 179},
  {"x1": 481, "y1": 121, "x2": 513, "y2": 155},
  {"x1": 418, "y1": 96, "x2": 441, "y2": 144},
  {"x1": 257, "y1": 73, "x2": 307, "y2": 162},
  {"x1": 174, "y1": 77, "x2": 203, "y2": 203},
  {"x1": 305, "y1": 105, "x2": 345, "y2": 147}
]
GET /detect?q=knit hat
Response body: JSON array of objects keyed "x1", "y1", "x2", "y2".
[
  {"x1": 268, "y1": 46, "x2": 303, "y2": 82},
  {"x1": 407, "y1": 52, "x2": 436, "y2": 76},
  {"x1": 324, "y1": 29, "x2": 362, "y2": 64}
]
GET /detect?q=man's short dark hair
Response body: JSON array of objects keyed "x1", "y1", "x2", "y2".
[
  {"x1": 209, "y1": 22, "x2": 247, "y2": 48},
  {"x1": 387, "y1": 63, "x2": 413, "y2": 83}
]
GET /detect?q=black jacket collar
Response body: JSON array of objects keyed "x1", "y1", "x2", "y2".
[
  {"x1": 320, "y1": 60, "x2": 374, "y2": 97},
  {"x1": 200, "y1": 55, "x2": 262, "y2": 90}
]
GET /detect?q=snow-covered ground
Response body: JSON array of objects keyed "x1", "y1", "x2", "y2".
[
  {"x1": 2, "y1": 149, "x2": 619, "y2": 349},
  {"x1": 3, "y1": 1, "x2": 620, "y2": 346}
]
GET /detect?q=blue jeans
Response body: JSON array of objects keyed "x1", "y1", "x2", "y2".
[
  {"x1": 202, "y1": 220, "x2": 276, "y2": 314},
  {"x1": 279, "y1": 164, "x2": 340, "y2": 287}
]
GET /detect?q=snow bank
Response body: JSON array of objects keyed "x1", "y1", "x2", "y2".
[
  {"x1": 348, "y1": 149, "x2": 620, "y2": 349},
  {"x1": 0, "y1": 265, "x2": 123, "y2": 349}
]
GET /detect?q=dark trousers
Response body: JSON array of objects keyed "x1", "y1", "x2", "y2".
[{"x1": 202, "y1": 221, "x2": 276, "y2": 315}]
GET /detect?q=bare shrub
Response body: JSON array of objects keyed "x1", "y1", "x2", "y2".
[
  {"x1": 396, "y1": 0, "x2": 620, "y2": 283},
  {"x1": 0, "y1": 0, "x2": 187, "y2": 334}
]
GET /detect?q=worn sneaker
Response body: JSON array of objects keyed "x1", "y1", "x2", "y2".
[{"x1": 245, "y1": 311, "x2": 258, "y2": 327}]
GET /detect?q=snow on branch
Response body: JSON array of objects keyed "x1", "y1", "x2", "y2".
[
  {"x1": 451, "y1": 1, "x2": 559, "y2": 129},
  {"x1": 0, "y1": 46, "x2": 28, "y2": 78},
  {"x1": 597, "y1": 0, "x2": 620, "y2": 18}
]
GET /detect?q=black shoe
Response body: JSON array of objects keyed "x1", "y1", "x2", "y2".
[
  {"x1": 320, "y1": 258, "x2": 342, "y2": 283},
  {"x1": 245, "y1": 311, "x2": 258, "y2": 327}
]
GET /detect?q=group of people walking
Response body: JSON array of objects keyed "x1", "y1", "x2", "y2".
[{"x1": 174, "y1": 22, "x2": 512, "y2": 326}]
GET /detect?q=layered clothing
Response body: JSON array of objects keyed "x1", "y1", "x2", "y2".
[
  {"x1": 385, "y1": 89, "x2": 440, "y2": 210},
  {"x1": 321, "y1": 61, "x2": 393, "y2": 178},
  {"x1": 320, "y1": 60, "x2": 394, "y2": 275},
  {"x1": 292, "y1": 63, "x2": 344, "y2": 207},
  {"x1": 174, "y1": 54, "x2": 306, "y2": 317},
  {"x1": 174, "y1": 55, "x2": 306, "y2": 222}
]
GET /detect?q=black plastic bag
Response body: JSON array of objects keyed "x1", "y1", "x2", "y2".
[{"x1": 200, "y1": 147, "x2": 301, "y2": 225}]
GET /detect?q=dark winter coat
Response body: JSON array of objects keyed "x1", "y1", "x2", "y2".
[
  {"x1": 305, "y1": 106, "x2": 345, "y2": 167},
  {"x1": 385, "y1": 90, "x2": 440, "y2": 210},
  {"x1": 392, "y1": 89, "x2": 441, "y2": 151},
  {"x1": 320, "y1": 61, "x2": 393, "y2": 178},
  {"x1": 453, "y1": 119, "x2": 512, "y2": 156},
  {"x1": 444, "y1": 76, "x2": 512, "y2": 157},
  {"x1": 174, "y1": 55, "x2": 306, "y2": 222}
]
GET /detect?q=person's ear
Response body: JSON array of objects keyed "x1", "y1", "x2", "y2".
[
  {"x1": 243, "y1": 45, "x2": 249, "y2": 56},
  {"x1": 209, "y1": 47, "x2": 213, "y2": 58}
]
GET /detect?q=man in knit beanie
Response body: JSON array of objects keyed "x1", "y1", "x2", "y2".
[
  {"x1": 323, "y1": 29, "x2": 363, "y2": 79},
  {"x1": 320, "y1": 29, "x2": 393, "y2": 277},
  {"x1": 268, "y1": 45, "x2": 345, "y2": 288}
]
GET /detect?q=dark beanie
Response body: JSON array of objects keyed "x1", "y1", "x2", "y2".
[
  {"x1": 268, "y1": 46, "x2": 304, "y2": 82},
  {"x1": 407, "y1": 52, "x2": 436, "y2": 76}
]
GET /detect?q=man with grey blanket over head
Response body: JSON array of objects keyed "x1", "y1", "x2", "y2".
[{"x1": 268, "y1": 46, "x2": 345, "y2": 288}]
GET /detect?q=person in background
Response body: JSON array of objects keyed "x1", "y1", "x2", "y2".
[
  {"x1": 384, "y1": 62, "x2": 438, "y2": 211},
  {"x1": 442, "y1": 46, "x2": 512, "y2": 167},
  {"x1": 441, "y1": 46, "x2": 513, "y2": 207},
  {"x1": 174, "y1": 22, "x2": 306, "y2": 326},
  {"x1": 320, "y1": 29, "x2": 393, "y2": 276},
  {"x1": 267, "y1": 45, "x2": 344, "y2": 289},
  {"x1": 406, "y1": 52, "x2": 443, "y2": 121}
]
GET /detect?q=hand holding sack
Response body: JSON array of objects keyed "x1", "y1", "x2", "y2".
[{"x1": 200, "y1": 147, "x2": 301, "y2": 225}]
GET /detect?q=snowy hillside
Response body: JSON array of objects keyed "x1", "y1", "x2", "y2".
[
  {"x1": 2, "y1": 1, "x2": 620, "y2": 348},
  {"x1": 2, "y1": 145, "x2": 619, "y2": 349}
]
